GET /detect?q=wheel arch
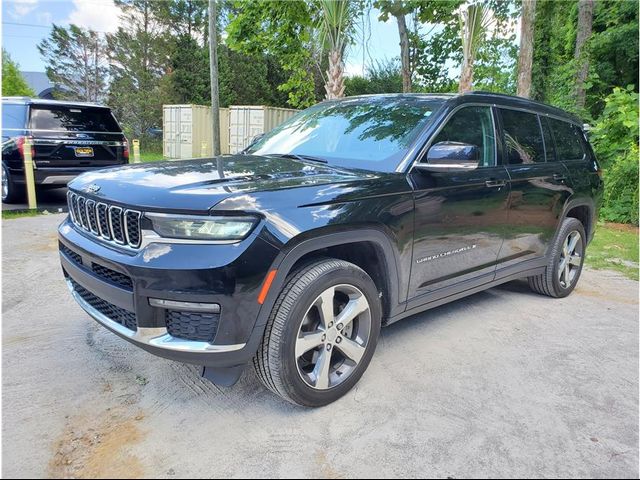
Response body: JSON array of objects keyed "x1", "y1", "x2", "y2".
[
  {"x1": 560, "y1": 198, "x2": 596, "y2": 243},
  {"x1": 255, "y1": 228, "x2": 402, "y2": 329}
]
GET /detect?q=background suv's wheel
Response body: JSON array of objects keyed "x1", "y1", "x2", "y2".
[
  {"x1": 528, "y1": 217, "x2": 586, "y2": 298},
  {"x1": 254, "y1": 259, "x2": 382, "y2": 407},
  {"x1": 1, "y1": 164, "x2": 23, "y2": 204}
]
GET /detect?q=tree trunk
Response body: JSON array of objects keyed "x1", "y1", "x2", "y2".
[
  {"x1": 574, "y1": 0, "x2": 594, "y2": 110},
  {"x1": 459, "y1": 57, "x2": 474, "y2": 93},
  {"x1": 516, "y1": 0, "x2": 536, "y2": 98},
  {"x1": 325, "y1": 49, "x2": 345, "y2": 100},
  {"x1": 209, "y1": 0, "x2": 221, "y2": 156},
  {"x1": 395, "y1": 11, "x2": 411, "y2": 93}
]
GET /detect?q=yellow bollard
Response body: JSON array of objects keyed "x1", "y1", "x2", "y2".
[
  {"x1": 22, "y1": 137, "x2": 37, "y2": 210},
  {"x1": 201, "y1": 141, "x2": 208, "y2": 157},
  {"x1": 132, "y1": 139, "x2": 141, "y2": 163}
]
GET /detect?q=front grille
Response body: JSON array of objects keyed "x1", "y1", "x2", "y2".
[
  {"x1": 166, "y1": 310, "x2": 220, "y2": 343},
  {"x1": 69, "y1": 278, "x2": 137, "y2": 331},
  {"x1": 91, "y1": 263, "x2": 133, "y2": 290},
  {"x1": 60, "y1": 243, "x2": 83, "y2": 265},
  {"x1": 67, "y1": 191, "x2": 142, "y2": 249}
]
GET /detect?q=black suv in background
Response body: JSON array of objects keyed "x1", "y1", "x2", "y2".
[
  {"x1": 2, "y1": 97, "x2": 129, "y2": 203},
  {"x1": 58, "y1": 92, "x2": 603, "y2": 407}
]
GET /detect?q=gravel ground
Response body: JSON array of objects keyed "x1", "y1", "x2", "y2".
[{"x1": 3, "y1": 213, "x2": 638, "y2": 479}]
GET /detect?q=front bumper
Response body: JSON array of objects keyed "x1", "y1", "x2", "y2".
[{"x1": 59, "y1": 217, "x2": 279, "y2": 368}]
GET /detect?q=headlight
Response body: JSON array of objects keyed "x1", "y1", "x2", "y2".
[{"x1": 147, "y1": 214, "x2": 258, "y2": 241}]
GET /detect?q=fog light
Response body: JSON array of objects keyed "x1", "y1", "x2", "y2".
[{"x1": 149, "y1": 298, "x2": 221, "y2": 313}]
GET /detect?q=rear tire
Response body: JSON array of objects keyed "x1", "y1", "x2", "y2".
[
  {"x1": 1, "y1": 164, "x2": 23, "y2": 204},
  {"x1": 528, "y1": 217, "x2": 586, "y2": 298},
  {"x1": 254, "y1": 259, "x2": 382, "y2": 407}
]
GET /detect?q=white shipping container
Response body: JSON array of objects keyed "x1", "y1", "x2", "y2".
[
  {"x1": 163, "y1": 105, "x2": 230, "y2": 159},
  {"x1": 228, "y1": 105, "x2": 299, "y2": 154}
]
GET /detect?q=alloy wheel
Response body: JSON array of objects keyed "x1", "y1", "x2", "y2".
[
  {"x1": 295, "y1": 284, "x2": 372, "y2": 390},
  {"x1": 558, "y1": 230, "x2": 583, "y2": 289},
  {"x1": 1, "y1": 165, "x2": 8, "y2": 201}
]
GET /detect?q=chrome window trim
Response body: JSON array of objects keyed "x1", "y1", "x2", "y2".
[{"x1": 397, "y1": 100, "x2": 585, "y2": 173}]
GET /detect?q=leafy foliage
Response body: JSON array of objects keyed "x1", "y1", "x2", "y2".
[
  {"x1": 2, "y1": 49, "x2": 35, "y2": 96},
  {"x1": 107, "y1": 0, "x2": 169, "y2": 142},
  {"x1": 345, "y1": 59, "x2": 403, "y2": 96},
  {"x1": 591, "y1": 86, "x2": 639, "y2": 225},
  {"x1": 37, "y1": 24, "x2": 109, "y2": 102},
  {"x1": 226, "y1": 0, "x2": 320, "y2": 108}
]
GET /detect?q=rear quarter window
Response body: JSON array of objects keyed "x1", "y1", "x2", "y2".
[
  {"x1": 548, "y1": 117, "x2": 585, "y2": 160},
  {"x1": 30, "y1": 106, "x2": 122, "y2": 133},
  {"x1": 2, "y1": 104, "x2": 27, "y2": 130}
]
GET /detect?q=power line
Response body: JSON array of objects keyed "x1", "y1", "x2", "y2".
[
  {"x1": 3, "y1": 21, "x2": 51, "y2": 29},
  {"x1": 2, "y1": 21, "x2": 110, "y2": 34}
]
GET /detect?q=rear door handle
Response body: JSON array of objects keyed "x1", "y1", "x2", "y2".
[
  {"x1": 553, "y1": 173, "x2": 567, "y2": 181},
  {"x1": 485, "y1": 180, "x2": 506, "y2": 188}
]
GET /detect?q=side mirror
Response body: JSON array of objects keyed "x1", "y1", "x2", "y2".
[{"x1": 416, "y1": 141, "x2": 480, "y2": 172}]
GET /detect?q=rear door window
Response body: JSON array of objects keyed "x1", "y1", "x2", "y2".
[
  {"x1": 2, "y1": 104, "x2": 27, "y2": 130},
  {"x1": 548, "y1": 118, "x2": 585, "y2": 160},
  {"x1": 29, "y1": 106, "x2": 121, "y2": 133},
  {"x1": 499, "y1": 108, "x2": 545, "y2": 164}
]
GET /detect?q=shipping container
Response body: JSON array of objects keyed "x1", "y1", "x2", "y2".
[
  {"x1": 163, "y1": 105, "x2": 229, "y2": 159},
  {"x1": 228, "y1": 105, "x2": 298, "y2": 154}
]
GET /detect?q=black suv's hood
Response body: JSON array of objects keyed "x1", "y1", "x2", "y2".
[{"x1": 69, "y1": 154, "x2": 375, "y2": 212}]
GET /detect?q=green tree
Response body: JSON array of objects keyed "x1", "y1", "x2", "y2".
[
  {"x1": 344, "y1": 59, "x2": 403, "y2": 96},
  {"x1": 37, "y1": 24, "x2": 108, "y2": 101},
  {"x1": 376, "y1": 0, "x2": 462, "y2": 93},
  {"x1": 318, "y1": 0, "x2": 358, "y2": 99},
  {"x1": 107, "y1": 0, "x2": 169, "y2": 142},
  {"x1": 1, "y1": 49, "x2": 35, "y2": 96},
  {"x1": 458, "y1": 3, "x2": 493, "y2": 92},
  {"x1": 225, "y1": 0, "x2": 320, "y2": 108},
  {"x1": 591, "y1": 86, "x2": 639, "y2": 224}
]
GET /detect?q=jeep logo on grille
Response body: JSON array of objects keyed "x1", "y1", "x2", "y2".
[{"x1": 85, "y1": 184, "x2": 101, "y2": 194}]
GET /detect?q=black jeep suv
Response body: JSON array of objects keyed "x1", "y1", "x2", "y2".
[
  {"x1": 58, "y1": 93, "x2": 603, "y2": 407},
  {"x1": 2, "y1": 97, "x2": 129, "y2": 203}
]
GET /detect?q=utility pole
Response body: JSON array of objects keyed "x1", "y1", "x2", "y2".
[{"x1": 209, "y1": 0, "x2": 221, "y2": 156}]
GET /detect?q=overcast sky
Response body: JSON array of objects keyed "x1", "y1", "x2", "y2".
[{"x1": 2, "y1": 0, "x2": 402, "y2": 76}]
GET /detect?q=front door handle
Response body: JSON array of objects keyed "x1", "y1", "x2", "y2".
[
  {"x1": 485, "y1": 180, "x2": 506, "y2": 188},
  {"x1": 553, "y1": 173, "x2": 567, "y2": 181}
]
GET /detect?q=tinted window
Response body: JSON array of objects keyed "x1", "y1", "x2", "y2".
[
  {"x1": 540, "y1": 116, "x2": 556, "y2": 161},
  {"x1": 30, "y1": 106, "x2": 121, "y2": 132},
  {"x1": 2, "y1": 104, "x2": 27, "y2": 130},
  {"x1": 245, "y1": 98, "x2": 442, "y2": 172},
  {"x1": 548, "y1": 118, "x2": 585, "y2": 160},
  {"x1": 500, "y1": 109, "x2": 545, "y2": 164},
  {"x1": 431, "y1": 106, "x2": 496, "y2": 167}
]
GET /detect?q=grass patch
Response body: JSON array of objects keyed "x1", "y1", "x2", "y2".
[
  {"x1": 138, "y1": 152, "x2": 165, "y2": 163},
  {"x1": 2, "y1": 209, "x2": 43, "y2": 220},
  {"x1": 586, "y1": 222, "x2": 639, "y2": 280}
]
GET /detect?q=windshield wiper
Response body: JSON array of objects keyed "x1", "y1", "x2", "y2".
[{"x1": 267, "y1": 153, "x2": 328, "y2": 164}]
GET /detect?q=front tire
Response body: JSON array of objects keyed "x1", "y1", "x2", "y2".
[
  {"x1": 254, "y1": 259, "x2": 382, "y2": 407},
  {"x1": 528, "y1": 217, "x2": 586, "y2": 298}
]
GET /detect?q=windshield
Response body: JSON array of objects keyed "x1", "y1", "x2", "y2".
[{"x1": 245, "y1": 97, "x2": 442, "y2": 172}]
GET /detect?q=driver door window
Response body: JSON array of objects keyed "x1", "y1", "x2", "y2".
[{"x1": 430, "y1": 106, "x2": 496, "y2": 167}]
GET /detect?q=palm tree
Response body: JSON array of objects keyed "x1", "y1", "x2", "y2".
[
  {"x1": 318, "y1": 0, "x2": 355, "y2": 100},
  {"x1": 458, "y1": 3, "x2": 493, "y2": 93}
]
